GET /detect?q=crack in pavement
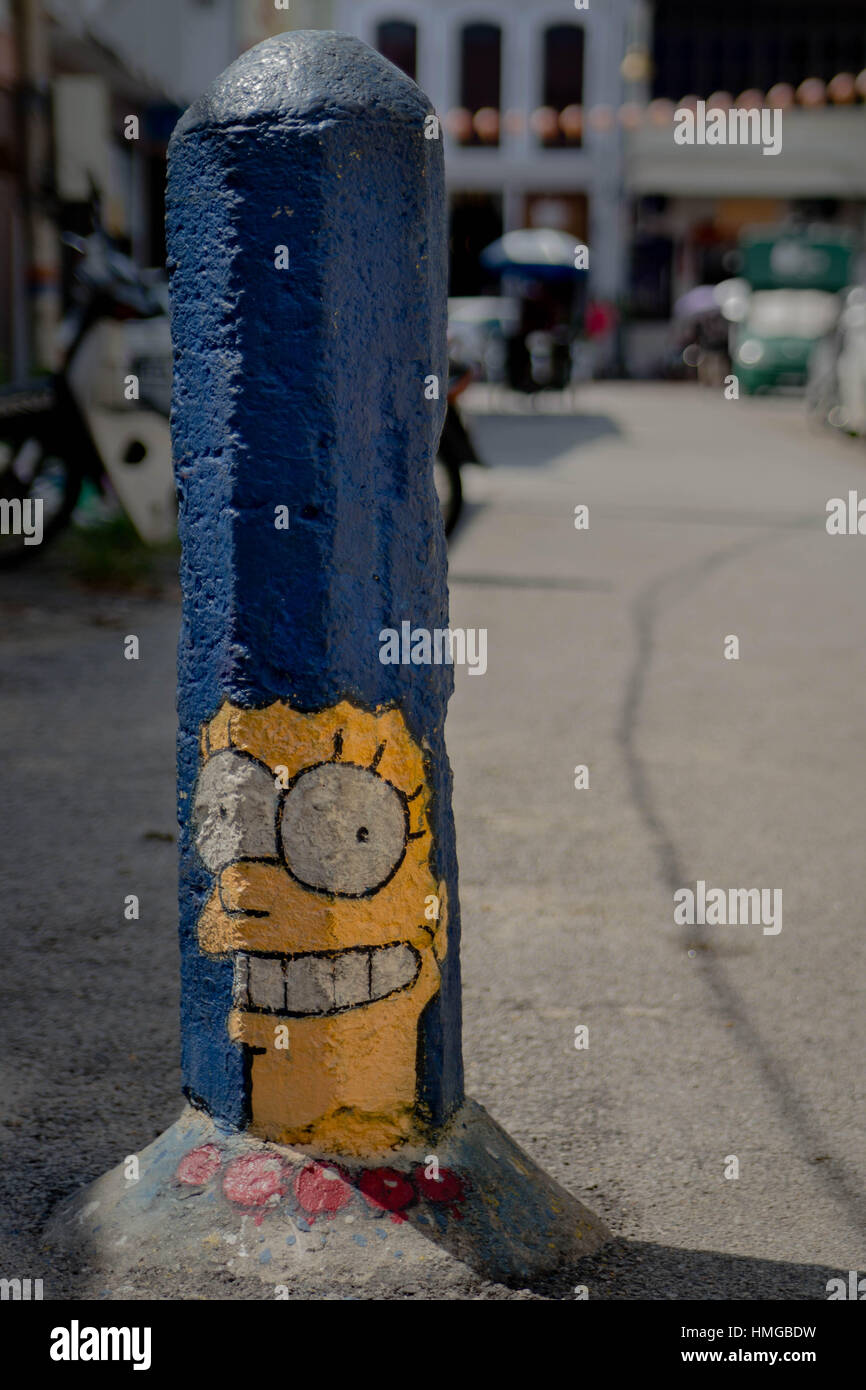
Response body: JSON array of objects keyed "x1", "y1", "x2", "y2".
[{"x1": 616, "y1": 528, "x2": 866, "y2": 1242}]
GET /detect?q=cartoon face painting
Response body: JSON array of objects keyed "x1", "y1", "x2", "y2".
[{"x1": 191, "y1": 699, "x2": 447, "y2": 1154}]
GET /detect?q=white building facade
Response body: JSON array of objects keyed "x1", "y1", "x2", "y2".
[{"x1": 334, "y1": 0, "x2": 646, "y2": 302}]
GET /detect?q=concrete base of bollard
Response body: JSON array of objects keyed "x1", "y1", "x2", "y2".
[{"x1": 44, "y1": 1099, "x2": 611, "y2": 1296}]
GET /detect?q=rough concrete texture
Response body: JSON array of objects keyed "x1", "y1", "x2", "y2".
[
  {"x1": 165, "y1": 29, "x2": 460, "y2": 1129},
  {"x1": 44, "y1": 1099, "x2": 610, "y2": 1296}
]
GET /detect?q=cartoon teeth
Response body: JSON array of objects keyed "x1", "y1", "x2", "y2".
[
  {"x1": 194, "y1": 698, "x2": 447, "y2": 1147},
  {"x1": 233, "y1": 943, "x2": 421, "y2": 1016}
]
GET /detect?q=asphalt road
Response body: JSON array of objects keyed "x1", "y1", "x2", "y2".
[{"x1": 1, "y1": 381, "x2": 864, "y2": 1299}]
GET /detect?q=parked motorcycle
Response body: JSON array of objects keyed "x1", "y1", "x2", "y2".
[
  {"x1": 1, "y1": 202, "x2": 480, "y2": 563},
  {"x1": 0, "y1": 199, "x2": 174, "y2": 567}
]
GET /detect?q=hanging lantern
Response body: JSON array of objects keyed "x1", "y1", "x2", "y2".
[
  {"x1": 620, "y1": 47, "x2": 651, "y2": 84},
  {"x1": 767, "y1": 83, "x2": 795, "y2": 108},
  {"x1": 677, "y1": 94, "x2": 700, "y2": 113},
  {"x1": 828, "y1": 72, "x2": 857, "y2": 104},
  {"x1": 446, "y1": 107, "x2": 474, "y2": 142},
  {"x1": 530, "y1": 106, "x2": 560, "y2": 141},
  {"x1": 647, "y1": 98, "x2": 675, "y2": 126},
  {"x1": 736, "y1": 89, "x2": 765, "y2": 110},
  {"x1": 797, "y1": 77, "x2": 827, "y2": 107},
  {"x1": 474, "y1": 107, "x2": 500, "y2": 143},
  {"x1": 559, "y1": 104, "x2": 583, "y2": 140},
  {"x1": 707, "y1": 91, "x2": 733, "y2": 110}
]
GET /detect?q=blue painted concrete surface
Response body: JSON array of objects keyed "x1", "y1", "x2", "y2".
[{"x1": 166, "y1": 32, "x2": 461, "y2": 1131}]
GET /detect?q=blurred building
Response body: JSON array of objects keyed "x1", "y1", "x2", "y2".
[
  {"x1": 624, "y1": 0, "x2": 866, "y2": 372},
  {"x1": 0, "y1": 0, "x2": 238, "y2": 379},
  {"x1": 239, "y1": 0, "x2": 335, "y2": 50},
  {"x1": 334, "y1": 0, "x2": 647, "y2": 305},
  {"x1": 5, "y1": 0, "x2": 865, "y2": 384}
]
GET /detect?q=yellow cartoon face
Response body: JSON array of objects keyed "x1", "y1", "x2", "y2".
[{"x1": 191, "y1": 699, "x2": 447, "y2": 1154}]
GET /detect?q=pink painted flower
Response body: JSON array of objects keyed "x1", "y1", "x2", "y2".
[
  {"x1": 176, "y1": 1143, "x2": 222, "y2": 1185},
  {"x1": 222, "y1": 1153, "x2": 288, "y2": 1207},
  {"x1": 358, "y1": 1167, "x2": 415, "y2": 1214},
  {"x1": 294, "y1": 1161, "x2": 353, "y2": 1217},
  {"x1": 412, "y1": 1165, "x2": 466, "y2": 1205}
]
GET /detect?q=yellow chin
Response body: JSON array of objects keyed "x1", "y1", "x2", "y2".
[{"x1": 228, "y1": 948, "x2": 441, "y2": 1152}]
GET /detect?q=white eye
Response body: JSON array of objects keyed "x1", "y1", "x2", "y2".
[
  {"x1": 280, "y1": 763, "x2": 408, "y2": 897},
  {"x1": 192, "y1": 749, "x2": 278, "y2": 872}
]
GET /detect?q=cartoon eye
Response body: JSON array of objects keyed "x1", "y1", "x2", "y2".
[
  {"x1": 192, "y1": 749, "x2": 278, "y2": 872},
  {"x1": 280, "y1": 763, "x2": 408, "y2": 897}
]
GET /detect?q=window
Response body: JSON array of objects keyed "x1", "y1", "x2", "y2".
[
  {"x1": 541, "y1": 25, "x2": 584, "y2": 147},
  {"x1": 449, "y1": 193, "x2": 503, "y2": 295},
  {"x1": 376, "y1": 20, "x2": 417, "y2": 81},
  {"x1": 458, "y1": 23, "x2": 502, "y2": 146}
]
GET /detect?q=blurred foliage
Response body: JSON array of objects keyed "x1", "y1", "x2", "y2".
[{"x1": 61, "y1": 513, "x2": 179, "y2": 593}]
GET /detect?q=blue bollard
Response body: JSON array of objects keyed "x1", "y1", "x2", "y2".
[
  {"x1": 167, "y1": 28, "x2": 460, "y2": 1151},
  {"x1": 45, "y1": 32, "x2": 610, "y2": 1292}
]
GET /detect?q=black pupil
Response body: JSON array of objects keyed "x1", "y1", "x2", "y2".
[{"x1": 356, "y1": 826, "x2": 369, "y2": 843}]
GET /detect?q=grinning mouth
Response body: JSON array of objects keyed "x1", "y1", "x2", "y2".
[{"x1": 233, "y1": 942, "x2": 422, "y2": 1017}]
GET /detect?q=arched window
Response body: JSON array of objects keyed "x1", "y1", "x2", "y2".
[
  {"x1": 376, "y1": 20, "x2": 418, "y2": 81},
  {"x1": 458, "y1": 23, "x2": 502, "y2": 146},
  {"x1": 541, "y1": 24, "x2": 584, "y2": 147}
]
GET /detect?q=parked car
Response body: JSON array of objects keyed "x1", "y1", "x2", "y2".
[
  {"x1": 732, "y1": 288, "x2": 841, "y2": 394},
  {"x1": 729, "y1": 225, "x2": 856, "y2": 395}
]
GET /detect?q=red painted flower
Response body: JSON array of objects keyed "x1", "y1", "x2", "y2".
[
  {"x1": 412, "y1": 1165, "x2": 466, "y2": 1205},
  {"x1": 176, "y1": 1143, "x2": 222, "y2": 1185},
  {"x1": 294, "y1": 1161, "x2": 353, "y2": 1217},
  {"x1": 358, "y1": 1167, "x2": 415, "y2": 1214},
  {"x1": 222, "y1": 1153, "x2": 288, "y2": 1207}
]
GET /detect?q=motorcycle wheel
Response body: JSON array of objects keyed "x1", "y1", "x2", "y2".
[
  {"x1": 434, "y1": 453, "x2": 463, "y2": 537},
  {"x1": 0, "y1": 427, "x2": 82, "y2": 568}
]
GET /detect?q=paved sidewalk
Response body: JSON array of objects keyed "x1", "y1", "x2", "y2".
[{"x1": 1, "y1": 382, "x2": 863, "y2": 1298}]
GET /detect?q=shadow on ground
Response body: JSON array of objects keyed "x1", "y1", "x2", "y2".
[
  {"x1": 562, "y1": 1239, "x2": 838, "y2": 1301},
  {"x1": 467, "y1": 411, "x2": 621, "y2": 468},
  {"x1": 33, "y1": 1222, "x2": 841, "y2": 1300}
]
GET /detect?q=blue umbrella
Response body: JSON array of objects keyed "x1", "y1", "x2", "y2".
[{"x1": 480, "y1": 228, "x2": 588, "y2": 282}]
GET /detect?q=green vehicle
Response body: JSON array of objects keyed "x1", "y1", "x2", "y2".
[{"x1": 731, "y1": 227, "x2": 857, "y2": 395}]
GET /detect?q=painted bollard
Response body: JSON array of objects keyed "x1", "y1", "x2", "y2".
[
  {"x1": 194, "y1": 701, "x2": 450, "y2": 1152},
  {"x1": 170, "y1": 27, "x2": 458, "y2": 1155},
  {"x1": 46, "y1": 31, "x2": 610, "y2": 1292}
]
